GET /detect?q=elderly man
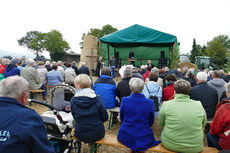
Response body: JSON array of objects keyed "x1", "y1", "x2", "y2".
[
  {"x1": 20, "y1": 58, "x2": 47, "y2": 101},
  {"x1": 93, "y1": 67, "x2": 117, "y2": 109},
  {"x1": 79, "y1": 62, "x2": 90, "y2": 76},
  {"x1": 190, "y1": 71, "x2": 218, "y2": 119},
  {"x1": 0, "y1": 76, "x2": 55, "y2": 153},
  {"x1": 207, "y1": 70, "x2": 226, "y2": 101}
]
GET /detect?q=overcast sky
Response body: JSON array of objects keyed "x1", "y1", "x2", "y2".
[{"x1": 0, "y1": 0, "x2": 230, "y2": 58}]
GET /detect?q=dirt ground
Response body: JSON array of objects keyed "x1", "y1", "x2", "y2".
[{"x1": 27, "y1": 76, "x2": 208, "y2": 153}]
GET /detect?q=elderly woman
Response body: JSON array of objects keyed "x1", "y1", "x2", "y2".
[
  {"x1": 71, "y1": 74, "x2": 108, "y2": 143},
  {"x1": 162, "y1": 74, "x2": 177, "y2": 101},
  {"x1": 37, "y1": 61, "x2": 48, "y2": 85},
  {"x1": 64, "y1": 63, "x2": 76, "y2": 86},
  {"x1": 46, "y1": 65, "x2": 64, "y2": 86},
  {"x1": 159, "y1": 80, "x2": 207, "y2": 153},
  {"x1": 117, "y1": 78, "x2": 160, "y2": 153},
  {"x1": 184, "y1": 69, "x2": 197, "y2": 87},
  {"x1": 207, "y1": 82, "x2": 230, "y2": 150},
  {"x1": 142, "y1": 72, "x2": 162, "y2": 112}
]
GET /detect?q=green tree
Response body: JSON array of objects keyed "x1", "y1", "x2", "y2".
[
  {"x1": 213, "y1": 35, "x2": 230, "y2": 50},
  {"x1": 43, "y1": 30, "x2": 70, "y2": 61},
  {"x1": 205, "y1": 39, "x2": 229, "y2": 68},
  {"x1": 18, "y1": 31, "x2": 44, "y2": 57},
  {"x1": 80, "y1": 24, "x2": 118, "y2": 48},
  {"x1": 189, "y1": 38, "x2": 201, "y2": 63}
]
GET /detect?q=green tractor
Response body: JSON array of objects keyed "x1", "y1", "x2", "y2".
[{"x1": 195, "y1": 56, "x2": 218, "y2": 70}]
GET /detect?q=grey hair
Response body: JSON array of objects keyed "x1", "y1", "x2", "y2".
[
  {"x1": 57, "y1": 60, "x2": 62, "y2": 66},
  {"x1": 26, "y1": 58, "x2": 35, "y2": 66},
  {"x1": 123, "y1": 66, "x2": 132, "y2": 78},
  {"x1": 225, "y1": 82, "x2": 230, "y2": 92},
  {"x1": 151, "y1": 67, "x2": 159, "y2": 75},
  {"x1": 0, "y1": 76, "x2": 29, "y2": 99},
  {"x1": 81, "y1": 62, "x2": 86, "y2": 66},
  {"x1": 196, "y1": 72, "x2": 207, "y2": 82},
  {"x1": 129, "y1": 78, "x2": 144, "y2": 93},
  {"x1": 174, "y1": 79, "x2": 191, "y2": 95}
]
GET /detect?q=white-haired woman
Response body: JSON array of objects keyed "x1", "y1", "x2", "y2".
[
  {"x1": 184, "y1": 69, "x2": 197, "y2": 87},
  {"x1": 70, "y1": 74, "x2": 108, "y2": 143},
  {"x1": 117, "y1": 78, "x2": 160, "y2": 153}
]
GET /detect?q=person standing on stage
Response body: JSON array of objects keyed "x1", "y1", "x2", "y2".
[
  {"x1": 129, "y1": 50, "x2": 135, "y2": 65},
  {"x1": 109, "y1": 56, "x2": 116, "y2": 78}
]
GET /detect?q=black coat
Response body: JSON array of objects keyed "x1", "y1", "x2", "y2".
[
  {"x1": 72, "y1": 65, "x2": 79, "y2": 75},
  {"x1": 190, "y1": 82, "x2": 218, "y2": 119},
  {"x1": 117, "y1": 77, "x2": 132, "y2": 101},
  {"x1": 79, "y1": 66, "x2": 90, "y2": 76}
]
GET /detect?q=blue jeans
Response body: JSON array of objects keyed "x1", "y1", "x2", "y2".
[
  {"x1": 110, "y1": 66, "x2": 116, "y2": 78},
  {"x1": 207, "y1": 132, "x2": 222, "y2": 150}
]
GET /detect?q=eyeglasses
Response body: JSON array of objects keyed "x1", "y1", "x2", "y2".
[{"x1": 23, "y1": 90, "x2": 30, "y2": 96}]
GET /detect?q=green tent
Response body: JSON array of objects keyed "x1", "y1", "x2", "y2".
[{"x1": 99, "y1": 24, "x2": 179, "y2": 68}]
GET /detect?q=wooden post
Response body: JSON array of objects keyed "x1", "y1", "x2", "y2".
[
  {"x1": 107, "y1": 44, "x2": 110, "y2": 64},
  {"x1": 99, "y1": 41, "x2": 101, "y2": 56}
]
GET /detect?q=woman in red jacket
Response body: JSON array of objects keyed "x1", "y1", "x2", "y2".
[
  {"x1": 162, "y1": 74, "x2": 177, "y2": 102},
  {"x1": 208, "y1": 82, "x2": 230, "y2": 150}
]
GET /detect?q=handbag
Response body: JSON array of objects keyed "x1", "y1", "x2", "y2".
[{"x1": 146, "y1": 85, "x2": 160, "y2": 112}]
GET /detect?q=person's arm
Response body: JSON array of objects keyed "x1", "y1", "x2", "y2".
[
  {"x1": 98, "y1": 96, "x2": 108, "y2": 122},
  {"x1": 157, "y1": 87, "x2": 162, "y2": 103},
  {"x1": 210, "y1": 106, "x2": 224, "y2": 135},
  {"x1": 149, "y1": 101, "x2": 155, "y2": 126},
  {"x1": 58, "y1": 72, "x2": 64, "y2": 82},
  {"x1": 34, "y1": 70, "x2": 41, "y2": 84},
  {"x1": 22, "y1": 111, "x2": 55, "y2": 153},
  {"x1": 120, "y1": 98, "x2": 125, "y2": 123},
  {"x1": 158, "y1": 102, "x2": 166, "y2": 127}
]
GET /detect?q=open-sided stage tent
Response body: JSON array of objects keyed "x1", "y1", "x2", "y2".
[{"x1": 99, "y1": 24, "x2": 179, "y2": 68}]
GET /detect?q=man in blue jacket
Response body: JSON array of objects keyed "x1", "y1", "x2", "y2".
[
  {"x1": 93, "y1": 67, "x2": 117, "y2": 109},
  {"x1": 0, "y1": 76, "x2": 55, "y2": 153}
]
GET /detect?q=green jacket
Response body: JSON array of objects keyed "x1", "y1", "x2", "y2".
[
  {"x1": 159, "y1": 94, "x2": 207, "y2": 153},
  {"x1": 20, "y1": 65, "x2": 42, "y2": 90}
]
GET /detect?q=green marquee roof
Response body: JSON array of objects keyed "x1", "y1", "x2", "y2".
[{"x1": 100, "y1": 24, "x2": 177, "y2": 46}]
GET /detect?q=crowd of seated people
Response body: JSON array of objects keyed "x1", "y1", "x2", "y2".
[{"x1": 1, "y1": 57, "x2": 230, "y2": 152}]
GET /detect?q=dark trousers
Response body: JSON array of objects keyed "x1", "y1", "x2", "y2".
[
  {"x1": 40, "y1": 83, "x2": 47, "y2": 100},
  {"x1": 207, "y1": 132, "x2": 222, "y2": 150}
]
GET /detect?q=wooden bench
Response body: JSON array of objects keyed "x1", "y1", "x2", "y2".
[
  {"x1": 73, "y1": 134, "x2": 219, "y2": 153},
  {"x1": 29, "y1": 90, "x2": 44, "y2": 106},
  {"x1": 46, "y1": 85, "x2": 55, "y2": 96},
  {"x1": 107, "y1": 107, "x2": 120, "y2": 130}
]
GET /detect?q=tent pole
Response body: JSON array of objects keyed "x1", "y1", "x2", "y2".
[{"x1": 107, "y1": 44, "x2": 110, "y2": 63}]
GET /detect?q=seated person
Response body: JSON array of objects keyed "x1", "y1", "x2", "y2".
[
  {"x1": 21, "y1": 58, "x2": 47, "y2": 101},
  {"x1": 159, "y1": 80, "x2": 207, "y2": 153},
  {"x1": 93, "y1": 67, "x2": 117, "y2": 109},
  {"x1": 71, "y1": 74, "x2": 108, "y2": 143},
  {"x1": 0, "y1": 76, "x2": 55, "y2": 153},
  {"x1": 162, "y1": 74, "x2": 177, "y2": 101},
  {"x1": 47, "y1": 65, "x2": 64, "y2": 86},
  {"x1": 142, "y1": 72, "x2": 162, "y2": 112},
  {"x1": 207, "y1": 82, "x2": 230, "y2": 150},
  {"x1": 117, "y1": 67, "x2": 132, "y2": 102},
  {"x1": 117, "y1": 78, "x2": 160, "y2": 153}
]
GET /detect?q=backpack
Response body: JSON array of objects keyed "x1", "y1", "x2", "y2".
[{"x1": 146, "y1": 85, "x2": 160, "y2": 112}]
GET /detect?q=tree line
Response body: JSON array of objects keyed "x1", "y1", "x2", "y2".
[{"x1": 189, "y1": 35, "x2": 230, "y2": 69}]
